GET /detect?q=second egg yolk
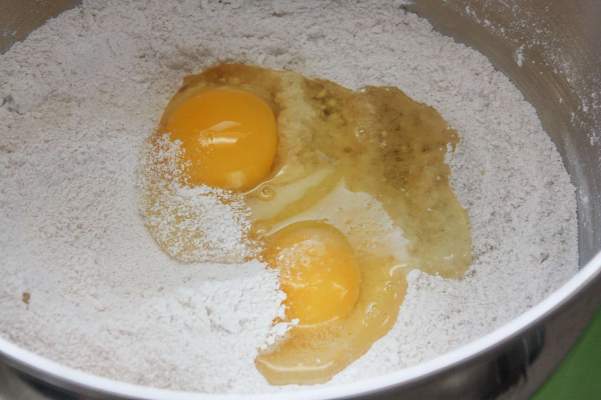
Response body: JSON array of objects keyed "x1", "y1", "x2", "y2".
[
  {"x1": 263, "y1": 221, "x2": 361, "y2": 326},
  {"x1": 160, "y1": 87, "x2": 278, "y2": 191}
]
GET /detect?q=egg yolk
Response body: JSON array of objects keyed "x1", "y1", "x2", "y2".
[
  {"x1": 262, "y1": 221, "x2": 361, "y2": 326},
  {"x1": 160, "y1": 87, "x2": 278, "y2": 191}
]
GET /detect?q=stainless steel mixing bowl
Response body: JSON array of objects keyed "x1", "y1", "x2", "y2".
[{"x1": 1, "y1": 1, "x2": 600, "y2": 399}]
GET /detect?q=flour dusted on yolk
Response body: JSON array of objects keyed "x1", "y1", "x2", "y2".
[
  {"x1": 160, "y1": 87, "x2": 278, "y2": 191},
  {"x1": 263, "y1": 221, "x2": 361, "y2": 326}
]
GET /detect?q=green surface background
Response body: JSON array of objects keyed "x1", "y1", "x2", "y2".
[{"x1": 533, "y1": 308, "x2": 601, "y2": 399}]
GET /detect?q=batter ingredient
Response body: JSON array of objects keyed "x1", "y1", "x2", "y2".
[
  {"x1": 160, "y1": 86, "x2": 279, "y2": 191},
  {"x1": 144, "y1": 63, "x2": 471, "y2": 384},
  {"x1": 258, "y1": 220, "x2": 407, "y2": 385},
  {"x1": 140, "y1": 130, "x2": 257, "y2": 263},
  {"x1": 0, "y1": 0, "x2": 577, "y2": 394}
]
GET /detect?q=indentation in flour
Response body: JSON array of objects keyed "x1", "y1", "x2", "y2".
[{"x1": 0, "y1": 95, "x2": 22, "y2": 115}]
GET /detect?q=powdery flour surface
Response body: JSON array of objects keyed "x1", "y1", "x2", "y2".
[{"x1": 0, "y1": 0, "x2": 577, "y2": 394}]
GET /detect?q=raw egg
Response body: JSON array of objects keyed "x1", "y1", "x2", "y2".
[
  {"x1": 140, "y1": 63, "x2": 472, "y2": 385},
  {"x1": 263, "y1": 220, "x2": 361, "y2": 326},
  {"x1": 160, "y1": 87, "x2": 277, "y2": 191}
]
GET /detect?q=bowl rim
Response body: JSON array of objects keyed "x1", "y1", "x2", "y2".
[{"x1": 1, "y1": 251, "x2": 600, "y2": 400}]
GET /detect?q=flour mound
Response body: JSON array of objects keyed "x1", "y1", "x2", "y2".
[{"x1": 0, "y1": 0, "x2": 577, "y2": 394}]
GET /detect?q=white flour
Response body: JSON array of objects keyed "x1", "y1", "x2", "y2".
[
  {"x1": 0, "y1": 0, "x2": 578, "y2": 394},
  {"x1": 139, "y1": 134, "x2": 258, "y2": 264}
]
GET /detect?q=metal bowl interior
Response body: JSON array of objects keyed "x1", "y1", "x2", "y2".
[{"x1": 0, "y1": 1, "x2": 600, "y2": 399}]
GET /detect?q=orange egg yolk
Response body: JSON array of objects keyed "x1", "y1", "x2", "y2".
[
  {"x1": 160, "y1": 87, "x2": 278, "y2": 191},
  {"x1": 263, "y1": 221, "x2": 361, "y2": 326}
]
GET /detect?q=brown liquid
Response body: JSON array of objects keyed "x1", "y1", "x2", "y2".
[{"x1": 249, "y1": 73, "x2": 472, "y2": 278}]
